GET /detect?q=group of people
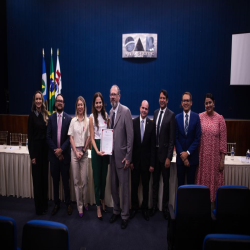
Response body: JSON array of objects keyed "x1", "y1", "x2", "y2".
[{"x1": 28, "y1": 85, "x2": 227, "y2": 230}]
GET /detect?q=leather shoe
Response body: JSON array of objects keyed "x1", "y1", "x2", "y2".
[
  {"x1": 109, "y1": 214, "x2": 119, "y2": 223},
  {"x1": 67, "y1": 205, "x2": 73, "y2": 215},
  {"x1": 143, "y1": 210, "x2": 149, "y2": 221},
  {"x1": 129, "y1": 209, "x2": 137, "y2": 219},
  {"x1": 150, "y1": 206, "x2": 158, "y2": 217},
  {"x1": 121, "y1": 219, "x2": 128, "y2": 229},
  {"x1": 51, "y1": 205, "x2": 60, "y2": 216}
]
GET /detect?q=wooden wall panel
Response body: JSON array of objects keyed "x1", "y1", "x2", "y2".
[
  {"x1": 1, "y1": 115, "x2": 250, "y2": 156},
  {"x1": 226, "y1": 120, "x2": 250, "y2": 157}
]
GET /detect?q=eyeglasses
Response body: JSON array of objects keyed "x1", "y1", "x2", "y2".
[
  {"x1": 56, "y1": 100, "x2": 64, "y2": 103},
  {"x1": 110, "y1": 93, "x2": 118, "y2": 97}
]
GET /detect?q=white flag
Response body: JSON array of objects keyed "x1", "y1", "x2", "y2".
[{"x1": 55, "y1": 55, "x2": 62, "y2": 98}]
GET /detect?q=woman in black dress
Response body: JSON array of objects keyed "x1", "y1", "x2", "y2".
[{"x1": 28, "y1": 91, "x2": 49, "y2": 215}]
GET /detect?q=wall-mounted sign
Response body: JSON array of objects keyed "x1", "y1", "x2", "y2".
[{"x1": 122, "y1": 33, "x2": 158, "y2": 58}]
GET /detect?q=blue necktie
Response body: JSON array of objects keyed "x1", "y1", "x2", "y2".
[
  {"x1": 141, "y1": 120, "x2": 144, "y2": 142},
  {"x1": 185, "y1": 114, "x2": 188, "y2": 135}
]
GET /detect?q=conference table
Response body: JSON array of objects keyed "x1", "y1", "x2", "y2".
[{"x1": 0, "y1": 145, "x2": 250, "y2": 210}]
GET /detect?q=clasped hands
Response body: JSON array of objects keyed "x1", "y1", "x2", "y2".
[
  {"x1": 180, "y1": 151, "x2": 190, "y2": 167},
  {"x1": 54, "y1": 148, "x2": 64, "y2": 161}
]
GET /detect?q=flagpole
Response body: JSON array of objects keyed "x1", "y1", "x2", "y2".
[{"x1": 57, "y1": 48, "x2": 59, "y2": 56}]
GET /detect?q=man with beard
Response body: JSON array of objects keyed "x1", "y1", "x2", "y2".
[
  {"x1": 151, "y1": 89, "x2": 175, "y2": 220},
  {"x1": 109, "y1": 85, "x2": 133, "y2": 229},
  {"x1": 47, "y1": 94, "x2": 73, "y2": 215}
]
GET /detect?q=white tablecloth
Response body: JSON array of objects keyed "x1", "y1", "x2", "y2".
[{"x1": 0, "y1": 146, "x2": 249, "y2": 210}]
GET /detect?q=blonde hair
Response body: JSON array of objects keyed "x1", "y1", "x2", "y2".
[{"x1": 31, "y1": 91, "x2": 49, "y2": 125}]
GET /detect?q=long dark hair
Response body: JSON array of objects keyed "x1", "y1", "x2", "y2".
[
  {"x1": 92, "y1": 92, "x2": 107, "y2": 130},
  {"x1": 31, "y1": 90, "x2": 49, "y2": 125}
]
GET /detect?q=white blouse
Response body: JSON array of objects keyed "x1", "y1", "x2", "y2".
[
  {"x1": 90, "y1": 113, "x2": 108, "y2": 139},
  {"x1": 68, "y1": 116, "x2": 90, "y2": 147}
]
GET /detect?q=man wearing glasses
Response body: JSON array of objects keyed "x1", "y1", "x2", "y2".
[
  {"x1": 175, "y1": 92, "x2": 201, "y2": 187},
  {"x1": 109, "y1": 85, "x2": 133, "y2": 229},
  {"x1": 47, "y1": 94, "x2": 73, "y2": 216}
]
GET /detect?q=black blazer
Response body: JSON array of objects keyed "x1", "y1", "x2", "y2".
[
  {"x1": 46, "y1": 112, "x2": 72, "y2": 164},
  {"x1": 132, "y1": 117, "x2": 155, "y2": 170},
  {"x1": 154, "y1": 108, "x2": 175, "y2": 163}
]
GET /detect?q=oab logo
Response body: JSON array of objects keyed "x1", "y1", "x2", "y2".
[{"x1": 122, "y1": 33, "x2": 157, "y2": 58}]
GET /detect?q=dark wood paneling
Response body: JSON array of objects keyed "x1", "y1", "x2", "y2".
[
  {"x1": 0, "y1": 115, "x2": 28, "y2": 144},
  {"x1": 1, "y1": 115, "x2": 250, "y2": 155},
  {"x1": 226, "y1": 120, "x2": 250, "y2": 157}
]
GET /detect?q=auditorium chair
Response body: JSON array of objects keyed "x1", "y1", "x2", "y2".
[
  {"x1": 10, "y1": 133, "x2": 22, "y2": 146},
  {"x1": 22, "y1": 220, "x2": 69, "y2": 250},
  {"x1": 0, "y1": 130, "x2": 8, "y2": 145},
  {"x1": 212, "y1": 185, "x2": 250, "y2": 235},
  {"x1": 21, "y1": 133, "x2": 28, "y2": 146},
  {"x1": 203, "y1": 234, "x2": 250, "y2": 250},
  {"x1": 0, "y1": 215, "x2": 20, "y2": 250},
  {"x1": 167, "y1": 185, "x2": 212, "y2": 250}
]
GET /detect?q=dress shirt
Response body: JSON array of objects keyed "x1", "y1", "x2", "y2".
[
  {"x1": 112, "y1": 102, "x2": 120, "y2": 124},
  {"x1": 140, "y1": 115, "x2": 146, "y2": 131},
  {"x1": 57, "y1": 111, "x2": 63, "y2": 125},
  {"x1": 183, "y1": 110, "x2": 191, "y2": 128},
  {"x1": 68, "y1": 116, "x2": 90, "y2": 147},
  {"x1": 183, "y1": 110, "x2": 191, "y2": 155},
  {"x1": 155, "y1": 107, "x2": 167, "y2": 136}
]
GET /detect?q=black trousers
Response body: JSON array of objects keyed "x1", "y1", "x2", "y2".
[
  {"x1": 177, "y1": 164, "x2": 197, "y2": 187},
  {"x1": 131, "y1": 162, "x2": 150, "y2": 210},
  {"x1": 31, "y1": 141, "x2": 48, "y2": 214},
  {"x1": 152, "y1": 148, "x2": 170, "y2": 211},
  {"x1": 50, "y1": 159, "x2": 71, "y2": 206}
]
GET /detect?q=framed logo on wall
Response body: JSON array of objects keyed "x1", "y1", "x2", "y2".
[{"x1": 122, "y1": 33, "x2": 158, "y2": 58}]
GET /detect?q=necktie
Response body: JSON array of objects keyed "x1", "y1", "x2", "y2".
[
  {"x1": 57, "y1": 114, "x2": 61, "y2": 147},
  {"x1": 141, "y1": 120, "x2": 144, "y2": 143},
  {"x1": 111, "y1": 112, "x2": 115, "y2": 129},
  {"x1": 156, "y1": 111, "x2": 163, "y2": 146},
  {"x1": 185, "y1": 114, "x2": 188, "y2": 135}
]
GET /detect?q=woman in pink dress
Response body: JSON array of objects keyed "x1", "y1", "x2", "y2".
[{"x1": 196, "y1": 93, "x2": 227, "y2": 207}]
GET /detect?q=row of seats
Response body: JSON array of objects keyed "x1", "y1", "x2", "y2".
[
  {"x1": 167, "y1": 185, "x2": 250, "y2": 250},
  {"x1": 0, "y1": 217, "x2": 70, "y2": 250},
  {"x1": 1, "y1": 215, "x2": 250, "y2": 250},
  {"x1": 0, "y1": 131, "x2": 28, "y2": 146}
]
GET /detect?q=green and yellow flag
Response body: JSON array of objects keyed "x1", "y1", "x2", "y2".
[{"x1": 48, "y1": 48, "x2": 55, "y2": 114}]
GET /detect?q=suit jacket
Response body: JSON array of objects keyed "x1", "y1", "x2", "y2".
[
  {"x1": 46, "y1": 112, "x2": 72, "y2": 164},
  {"x1": 175, "y1": 111, "x2": 201, "y2": 166},
  {"x1": 154, "y1": 108, "x2": 175, "y2": 163},
  {"x1": 109, "y1": 103, "x2": 134, "y2": 168},
  {"x1": 132, "y1": 117, "x2": 155, "y2": 170}
]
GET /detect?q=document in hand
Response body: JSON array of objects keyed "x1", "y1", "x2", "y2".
[{"x1": 101, "y1": 129, "x2": 113, "y2": 155}]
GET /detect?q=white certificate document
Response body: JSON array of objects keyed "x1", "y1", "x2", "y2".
[{"x1": 101, "y1": 129, "x2": 113, "y2": 155}]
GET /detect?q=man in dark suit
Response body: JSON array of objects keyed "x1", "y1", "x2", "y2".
[
  {"x1": 130, "y1": 100, "x2": 155, "y2": 221},
  {"x1": 109, "y1": 85, "x2": 134, "y2": 229},
  {"x1": 175, "y1": 92, "x2": 201, "y2": 187},
  {"x1": 47, "y1": 94, "x2": 72, "y2": 215},
  {"x1": 151, "y1": 89, "x2": 175, "y2": 220}
]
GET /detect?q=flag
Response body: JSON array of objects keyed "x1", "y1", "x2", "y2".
[
  {"x1": 41, "y1": 53, "x2": 47, "y2": 103},
  {"x1": 55, "y1": 50, "x2": 62, "y2": 98},
  {"x1": 48, "y1": 49, "x2": 55, "y2": 114}
]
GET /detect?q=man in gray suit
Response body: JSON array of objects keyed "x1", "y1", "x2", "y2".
[{"x1": 109, "y1": 85, "x2": 133, "y2": 229}]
